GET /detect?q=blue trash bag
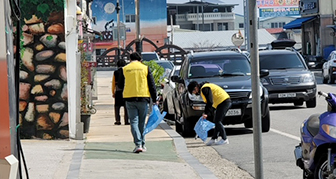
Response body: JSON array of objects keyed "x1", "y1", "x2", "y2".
[
  {"x1": 194, "y1": 117, "x2": 215, "y2": 142},
  {"x1": 143, "y1": 105, "x2": 167, "y2": 135}
]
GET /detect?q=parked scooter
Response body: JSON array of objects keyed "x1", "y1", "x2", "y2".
[{"x1": 294, "y1": 91, "x2": 336, "y2": 179}]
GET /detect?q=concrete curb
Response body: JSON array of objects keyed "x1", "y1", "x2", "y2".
[{"x1": 66, "y1": 141, "x2": 85, "y2": 179}]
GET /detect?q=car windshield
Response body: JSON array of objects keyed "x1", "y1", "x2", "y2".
[
  {"x1": 260, "y1": 54, "x2": 305, "y2": 70},
  {"x1": 188, "y1": 56, "x2": 251, "y2": 78}
]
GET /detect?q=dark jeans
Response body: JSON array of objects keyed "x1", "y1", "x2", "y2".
[
  {"x1": 212, "y1": 99, "x2": 232, "y2": 140},
  {"x1": 115, "y1": 105, "x2": 128, "y2": 124}
]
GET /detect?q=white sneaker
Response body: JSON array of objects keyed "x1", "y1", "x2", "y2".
[
  {"x1": 215, "y1": 139, "x2": 229, "y2": 145},
  {"x1": 142, "y1": 146, "x2": 147, "y2": 152},
  {"x1": 133, "y1": 146, "x2": 143, "y2": 153},
  {"x1": 206, "y1": 139, "x2": 216, "y2": 146}
]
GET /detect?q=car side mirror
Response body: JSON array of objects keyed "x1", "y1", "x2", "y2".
[
  {"x1": 260, "y1": 69, "x2": 269, "y2": 78},
  {"x1": 171, "y1": 75, "x2": 183, "y2": 83}
]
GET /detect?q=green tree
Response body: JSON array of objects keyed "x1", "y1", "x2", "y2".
[{"x1": 142, "y1": 60, "x2": 164, "y2": 87}]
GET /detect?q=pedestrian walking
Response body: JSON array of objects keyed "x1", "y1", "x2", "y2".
[
  {"x1": 112, "y1": 59, "x2": 129, "y2": 125},
  {"x1": 187, "y1": 81, "x2": 231, "y2": 146},
  {"x1": 118, "y1": 52, "x2": 157, "y2": 153}
]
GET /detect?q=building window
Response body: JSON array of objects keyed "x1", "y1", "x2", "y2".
[
  {"x1": 125, "y1": 14, "x2": 135, "y2": 23},
  {"x1": 271, "y1": 22, "x2": 278, "y2": 28},
  {"x1": 239, "y1": 23, "x2": 244, "y2": 28},
  {"x1": 278, "y1": 22, "x2": 285, "y2": 28},
  {"x1": 218, "y1": 23, "x2": 228, "y2": 31}
]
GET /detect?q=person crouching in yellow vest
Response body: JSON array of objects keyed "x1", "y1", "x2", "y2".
[
  {"x1": 188, "y1": 81, "x2": 231, "y2": 146},
  {"x1": 118, "y1": 52, "x2": 158, "y2": 153}
]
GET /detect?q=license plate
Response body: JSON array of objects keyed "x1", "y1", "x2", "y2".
[
  {"x1": 278, "y1": 93, "x2": 296, "y2": 98},
  {"x1": 225, "y1": 109, "x2": 241, "y2": 116}
]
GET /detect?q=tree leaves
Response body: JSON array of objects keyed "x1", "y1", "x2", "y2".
[{"x1": 142, "y1": 60, "x2": 164, "y2": 87}]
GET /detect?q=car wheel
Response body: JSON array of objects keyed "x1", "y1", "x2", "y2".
[
  {"x1": 262, "y1": 107, "x2": 270, "y2": 133},
  {"x1": 306, "y1": 97, "x2": 316, "y2": 108},
  {"x1": 328, "y1": 70, "x2": 335, "y2": 84},
  {"x1": 181, "y1": 114, "x2": 195, "y2": 137},
  {"x1": 294, "y1": 101, "x2": 303, "y2": 106},
  {"x1": 175, "y1": 120, "x2": 182, "y2": 133}
]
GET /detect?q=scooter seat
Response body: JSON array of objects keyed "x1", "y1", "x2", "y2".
[{"x1": 307, "y1": 113, "x2": 320, "y2": 136}]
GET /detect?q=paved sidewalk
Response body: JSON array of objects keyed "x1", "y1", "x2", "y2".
[{"x1": 20, "y1": 71, "x2": 217, "y2": 179}]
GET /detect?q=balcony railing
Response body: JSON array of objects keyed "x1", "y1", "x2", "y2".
[{"x1": 177, "y1": 12, "x2": 235, "y2": 21}]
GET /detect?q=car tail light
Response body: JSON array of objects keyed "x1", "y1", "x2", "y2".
[{"x1": 161, "y1": 83, "x2": 165, "y2": 88}]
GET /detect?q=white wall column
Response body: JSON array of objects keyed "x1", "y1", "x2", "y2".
[{"x1": 65, "y1": 0, "x2": 83, "y2": 139}]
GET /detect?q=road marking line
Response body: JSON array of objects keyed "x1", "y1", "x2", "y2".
[{"x1": 270, "y1": 128, "x2": 300, "y2": 141}]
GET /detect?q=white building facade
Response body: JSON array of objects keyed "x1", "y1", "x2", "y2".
[{"x1": 167, "y1": 1, "x2": 238, "y2": 31}]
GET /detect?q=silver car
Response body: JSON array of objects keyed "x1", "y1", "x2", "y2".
[
  {"x1": 322, "y1": 50, "x2": 336, "y2": 84},
  {"x1": 161, "y1": 65, "x2": 180, "y2": 121}
]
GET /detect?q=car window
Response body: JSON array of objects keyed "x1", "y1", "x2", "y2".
[
  {"x1": 173, "y1": 69, "x2": 180, "y2": 76},
  {"x1": 157, "y1": 61, "x2": 174, "y2": 70},
  {"x1": 141, "y1": 53, "x2": 159, "y2": 61},
  {"x1": 188, "y1": 56, "x2": 250, "y2": 78},
  {"x1": 260, "y1": 54, "x2": 305, "y2": 70}
]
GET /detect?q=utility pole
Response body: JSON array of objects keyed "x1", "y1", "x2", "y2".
[
  {"x1": 135, "y1": 0, "x2": 141, "y2": 53},
  {"x1": 122, "y1": 0, "x2": 126, "y2": 49},
  {"x1": 249, "y1": 0, "x2": 264, "y2": 178},
  {"x1": 244, "y1": 0, "x2": 250, "y2": 51},
  {"x1": 116, "y1": 0, "x2": 121, "y2": 61}
]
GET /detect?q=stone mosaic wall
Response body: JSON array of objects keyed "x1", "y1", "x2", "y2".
[{"x1": 19, "y1": 8, "x2": 69, "y2": 139}]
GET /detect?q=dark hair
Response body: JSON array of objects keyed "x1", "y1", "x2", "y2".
[
  {"x1": 187, "y1": 81, "x2": 199, "y2": 94},
  {"x1": 117, "y1": 59, "x2": 126, "y2": 67},
  {"x1": 199, "y1": 81, "x2": 208, "y2": 88},
  {"x1": 130, "y1": 52, "x2": 142, "y2": 61}
]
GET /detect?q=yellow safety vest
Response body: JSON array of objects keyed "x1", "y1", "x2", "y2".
[
  {"x1": 122, "y1": 61, "x2": 151, "y2": 98},
  {"x1": 200, "y1": 83, "x2": 230, "y2": 108}
]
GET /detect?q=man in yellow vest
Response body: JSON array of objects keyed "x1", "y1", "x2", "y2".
[
  {"x1": 188, "y1": 81, "x2": 231, "y2": 146},
  {"x1": 118, "y1": 52, "x2": 157, "y2": 153}
]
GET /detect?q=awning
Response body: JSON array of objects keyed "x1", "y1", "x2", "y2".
[{"x1": 283, "y1": 16, "x2": 316, "y2": 29}]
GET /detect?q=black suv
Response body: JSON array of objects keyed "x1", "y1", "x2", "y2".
[
  {"x1": 259, "y1": 47, "x2": 317, "y2": 108},
  {"x1": 171, "y1": 51, "x2": 270, "y2": 137}
]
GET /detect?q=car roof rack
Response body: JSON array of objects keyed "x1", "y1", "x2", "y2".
[{"x1": 271, "y1": 39, "x2": 296, "y2": 50}]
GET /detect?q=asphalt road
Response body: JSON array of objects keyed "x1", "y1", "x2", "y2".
[{"x1": 198, "y1": 70, "x2": 335, "y2": 179}]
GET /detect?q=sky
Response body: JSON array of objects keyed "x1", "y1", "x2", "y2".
[{"x1": 167, "y1": 0, "x2": 245, "y2": 15}]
